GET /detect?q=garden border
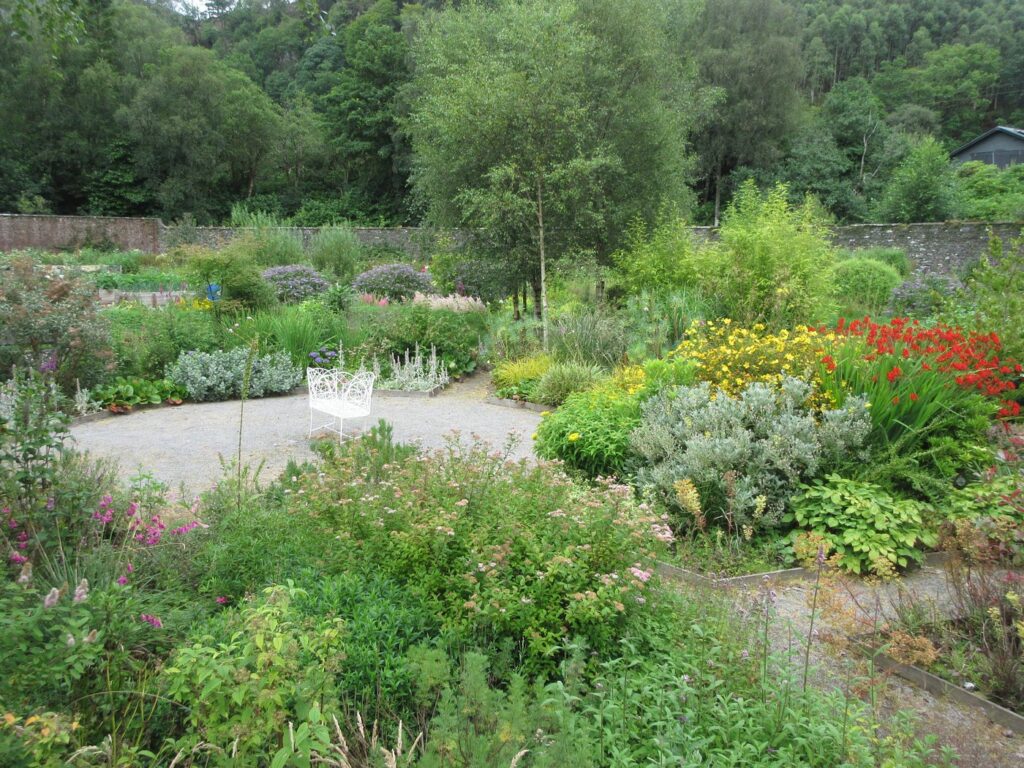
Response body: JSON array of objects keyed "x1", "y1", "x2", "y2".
[
  {"x1": 656, "y1": 551, "x2": 954, "y2": 589},
  {"x1": 484, "y1": 395, "x2": 549, "y2": 413},
  {"x1": 854, "y1": 636, "x2": 1024, "y2": 735}
]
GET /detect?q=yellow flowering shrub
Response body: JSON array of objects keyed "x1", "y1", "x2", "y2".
[
  {"x1": 672, "y1": 320, "x2": 834, "y2": 407},
  {"x1": 612, "y1": 364, "x2": 646, "y2": 395}
]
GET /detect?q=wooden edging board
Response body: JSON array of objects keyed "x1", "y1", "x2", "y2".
[
  {"x1": 855, "y1": 637, "x2": 1024, "y2": 735},
  {"x1": 483, "y1": 395, "x2": 549, "y2": 413},
  {"x1": 657, "y1": 551, "x2": 954, "y2": 590}
]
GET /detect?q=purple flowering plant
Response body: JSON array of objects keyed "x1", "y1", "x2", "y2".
[
  {"x1": 261, "y1": 264, "x2": 331, "y2": 304},
  {"x1": 352, "y1": 263, "x2": 434, "y2": 301}
]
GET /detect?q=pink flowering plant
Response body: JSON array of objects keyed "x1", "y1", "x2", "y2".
[{"x1": 301, "y1": 436, "x2": 671, "y2": 673}]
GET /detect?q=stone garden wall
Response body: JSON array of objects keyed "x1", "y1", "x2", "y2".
[
  {"x1": 0, "y1": 213, "x2": 162, "y2": 253},
  {"x1": 691, "y1": 221, "x2": 1023, "y2": 278},
  {"x1": 1, "y1": 213, "x2": 1020, "y2": 278}
]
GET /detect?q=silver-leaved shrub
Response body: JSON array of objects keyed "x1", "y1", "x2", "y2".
[
  {"x1": 167, "y1": 347, "x2": 302, "y2": 401},
  {"x1": 631, "y1": 377, "x2": 870, "y2": 533}
]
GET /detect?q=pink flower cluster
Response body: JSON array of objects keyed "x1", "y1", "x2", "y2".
[
  {"x1": 5, "y1": 506, "x2": 29, "y2": 565},
  {"x1": 92, "y1": 495, "x2": 115, "y2": 525},
  {"x1": 139, "y1": 613, "x2": 163, "y2": 628},
  {"x1": 170, "y1": 520, "x2": 205, "y2": 536},
  {"x1": 628, "y1": 565, "x2": 653, "y2": 583}
]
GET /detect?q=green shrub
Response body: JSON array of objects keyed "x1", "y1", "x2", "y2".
[
  {"x1": 249, "y1": 228, "x2": 305, "y2": 266},
  {"x1": 261, "y1": 264, "x2": 331, "y2": 303},
  {"x1": 487, "y1": 315, "x2": 543, "y2": 362},
  {"x1": 353, "y1": 263, "x2": 434, "y2": 301},
  {"x1": 301, "y1": 437, "x2": 669, "y2": 675},
  {"x1": 632, "y1": 378, "x2": 871, "y2": 534},
  {"x1": 322, "y1": 282, "x2": 355, "y2": 312},
  {"x1": 492, "y1": 354, "x2": 551, "y2": 400},
  {"x1": 291, "y1": 571, "x2": 443, "y2": 721},
  {"x1": 946, "y1": 232, "x2": 1024, "y2": 363},
  {"x1": 166, "y1": 347, "x2": 302, "y2": 401},
  {"x1": 550, "y1": 310, "x2": 629, "y2": 369},
  {"x1": 185, "y1": 245, "x2": 276, "y2": 310},
  {"x1": 875, "y1": 137, "x2": 960, "y2": 223},
  {"x1": 957, "y1": 160, "x2": 1024, "y2": 221},
  {"x1": 622, "y1": 289, "x2": 713, "y2": 360},
  {"x1": 161, "y1": 584, "x2": 345, "y2": 762},
  {"x1": 787, "y1": 474, "x2": 938, "y2": 574},
  {"x1": 365, "y1": 303, "x2": 484, "y2": 376},
  {"x1": 0, "y1": 258, "x2": 113, "y2": 393},
  {"x1": 533, "y1": 361, "x2": 605, "y2": 406},
  {"x1": 308, "y1": 225, "x2": 363, "y2": 280},
  {"x1": 839, "y1": 246, "x2": 911, "y2": 277},
  {"x1": 430, "y1": 252, "x2": 517, "y2": 304},
  {"x1": 709, "y1": 181, "x2": 837, "y2": 328},
  {"x1": 611, "y1": 215, "x2": 701, "y2": 294},
  {"x1": 106, "y1": 303, "x2": 229, "y2": 379},
  {"x1": 830, "y1": 257, "x2": 902, "y2": 314},
  {"x1": 535, "y1": 383, "x2": 641, "y2": 478}
]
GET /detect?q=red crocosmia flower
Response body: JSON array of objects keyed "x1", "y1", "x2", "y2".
[
  {"x1": 886, "y1": 366, "x2": 902, "y2": 383},
  {"x1": 821, "y1": 355, "x2": 836, "y2": 373},
  {"x1": 892, "y1": 396, "x2": 900, "y2": 405},
  {"x1": 901, "y1": 348, "x2": 910, "y2": 359},
  {"x1": 910, "y1": 393, "x2": 919, "y2": 402}
]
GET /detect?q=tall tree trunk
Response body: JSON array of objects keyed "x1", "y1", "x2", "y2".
[
  {"x1": 536, "y1": 179, "x2": 548, "y2": 350},
  {"x1": 512, "y1": 289, "x2": 520, "y2": 321},
  {"x1": 713, "y1": 163, "x2": 722, "y2": 227},
  {"x1": 596, "y1": 278, "x2": 605, "y2": 305},
  {"x1": 531, "y1": 279, "x2": 542, "y2": 320}
]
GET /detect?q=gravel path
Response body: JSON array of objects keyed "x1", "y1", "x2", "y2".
[
  {"x1": 70, "y1": 375, "x2": 541, "y2": 494},
  {"x1": 721, "y1": 563, "x2": 1024, "y2": 767}
]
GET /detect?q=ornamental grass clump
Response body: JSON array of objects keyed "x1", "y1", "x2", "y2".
[
  {"x1": 631, "y1": 377, "x2": 871, "y2": 535},
  {"x1": 261, "y1": 264, "x2": 330, "y2": 303}
]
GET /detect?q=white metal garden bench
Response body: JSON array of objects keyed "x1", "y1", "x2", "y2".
[{"x1": 307, "y1": 368, "x2": 375, "y2": 440}]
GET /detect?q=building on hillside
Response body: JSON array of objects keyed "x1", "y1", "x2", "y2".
[{"x1": 950, "y1": 126, "x2": 1024, "y2": 168}]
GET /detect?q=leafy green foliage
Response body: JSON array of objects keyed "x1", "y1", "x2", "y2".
[
  {"x1": 91, "y1": 377, "x2": 185, "y2": 410},
  {"x1": 875, "y1": 138, "x2": 960, "y2": 223},
  {"x1": 957, "y1": 162, "x2": 1024, "y2": 221},
  {"x1": 831, "y1": 257, "x2": 902, "y2": 315},
  {"x1": 186, "y1": 246, "x2": 277, "y2": 310},
  {"x1": 708, "y1": 182, "x2": 838, "y2": 327},
  {"x1": 944, "y1": 231, "x2": 1024, "y2": 363},
  {"x1": 302, "y1": 438, "x2": 668, "y2": 675},
  {"x1": 532, "y1": 361, "x2": 605, "y2": 407},
  {"x1": 787, "y1": 474, "x2": 938, "y2": 574},
  {"x1": 161, "y1": 584, "x2": 345, "y2": 761},
  {"x1": 0, "y1": 258, "x2": 113, "y2": 393},
  {"x1": 492, "y1": 354, "x2": 552, "y2": 401},
  {"x1": 840, "y1": 246, "x2": 911, "y2": 277},
  {"x1": 611, "y1": 216, "x2": 702, "y2": 294},
  {"x1": 105, "y1": 303, "x2": 229, "y2": 380},
  {"x1": 550, "y1": 310, "x2": 629, "y2": 369},
  {"x1": 535, "y1": 383, "x2": 642, "y2": 478},
  {"x1": 364, "y1": 304, "x2": 485, "y2": 376},
  {"x1": 308, "y1": 225, "x2": 363, "y2": 281}
]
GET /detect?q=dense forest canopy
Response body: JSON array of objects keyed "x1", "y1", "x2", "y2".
[{"x1": 1, "y1": 0, "x2": 1022, "y2": 225}]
